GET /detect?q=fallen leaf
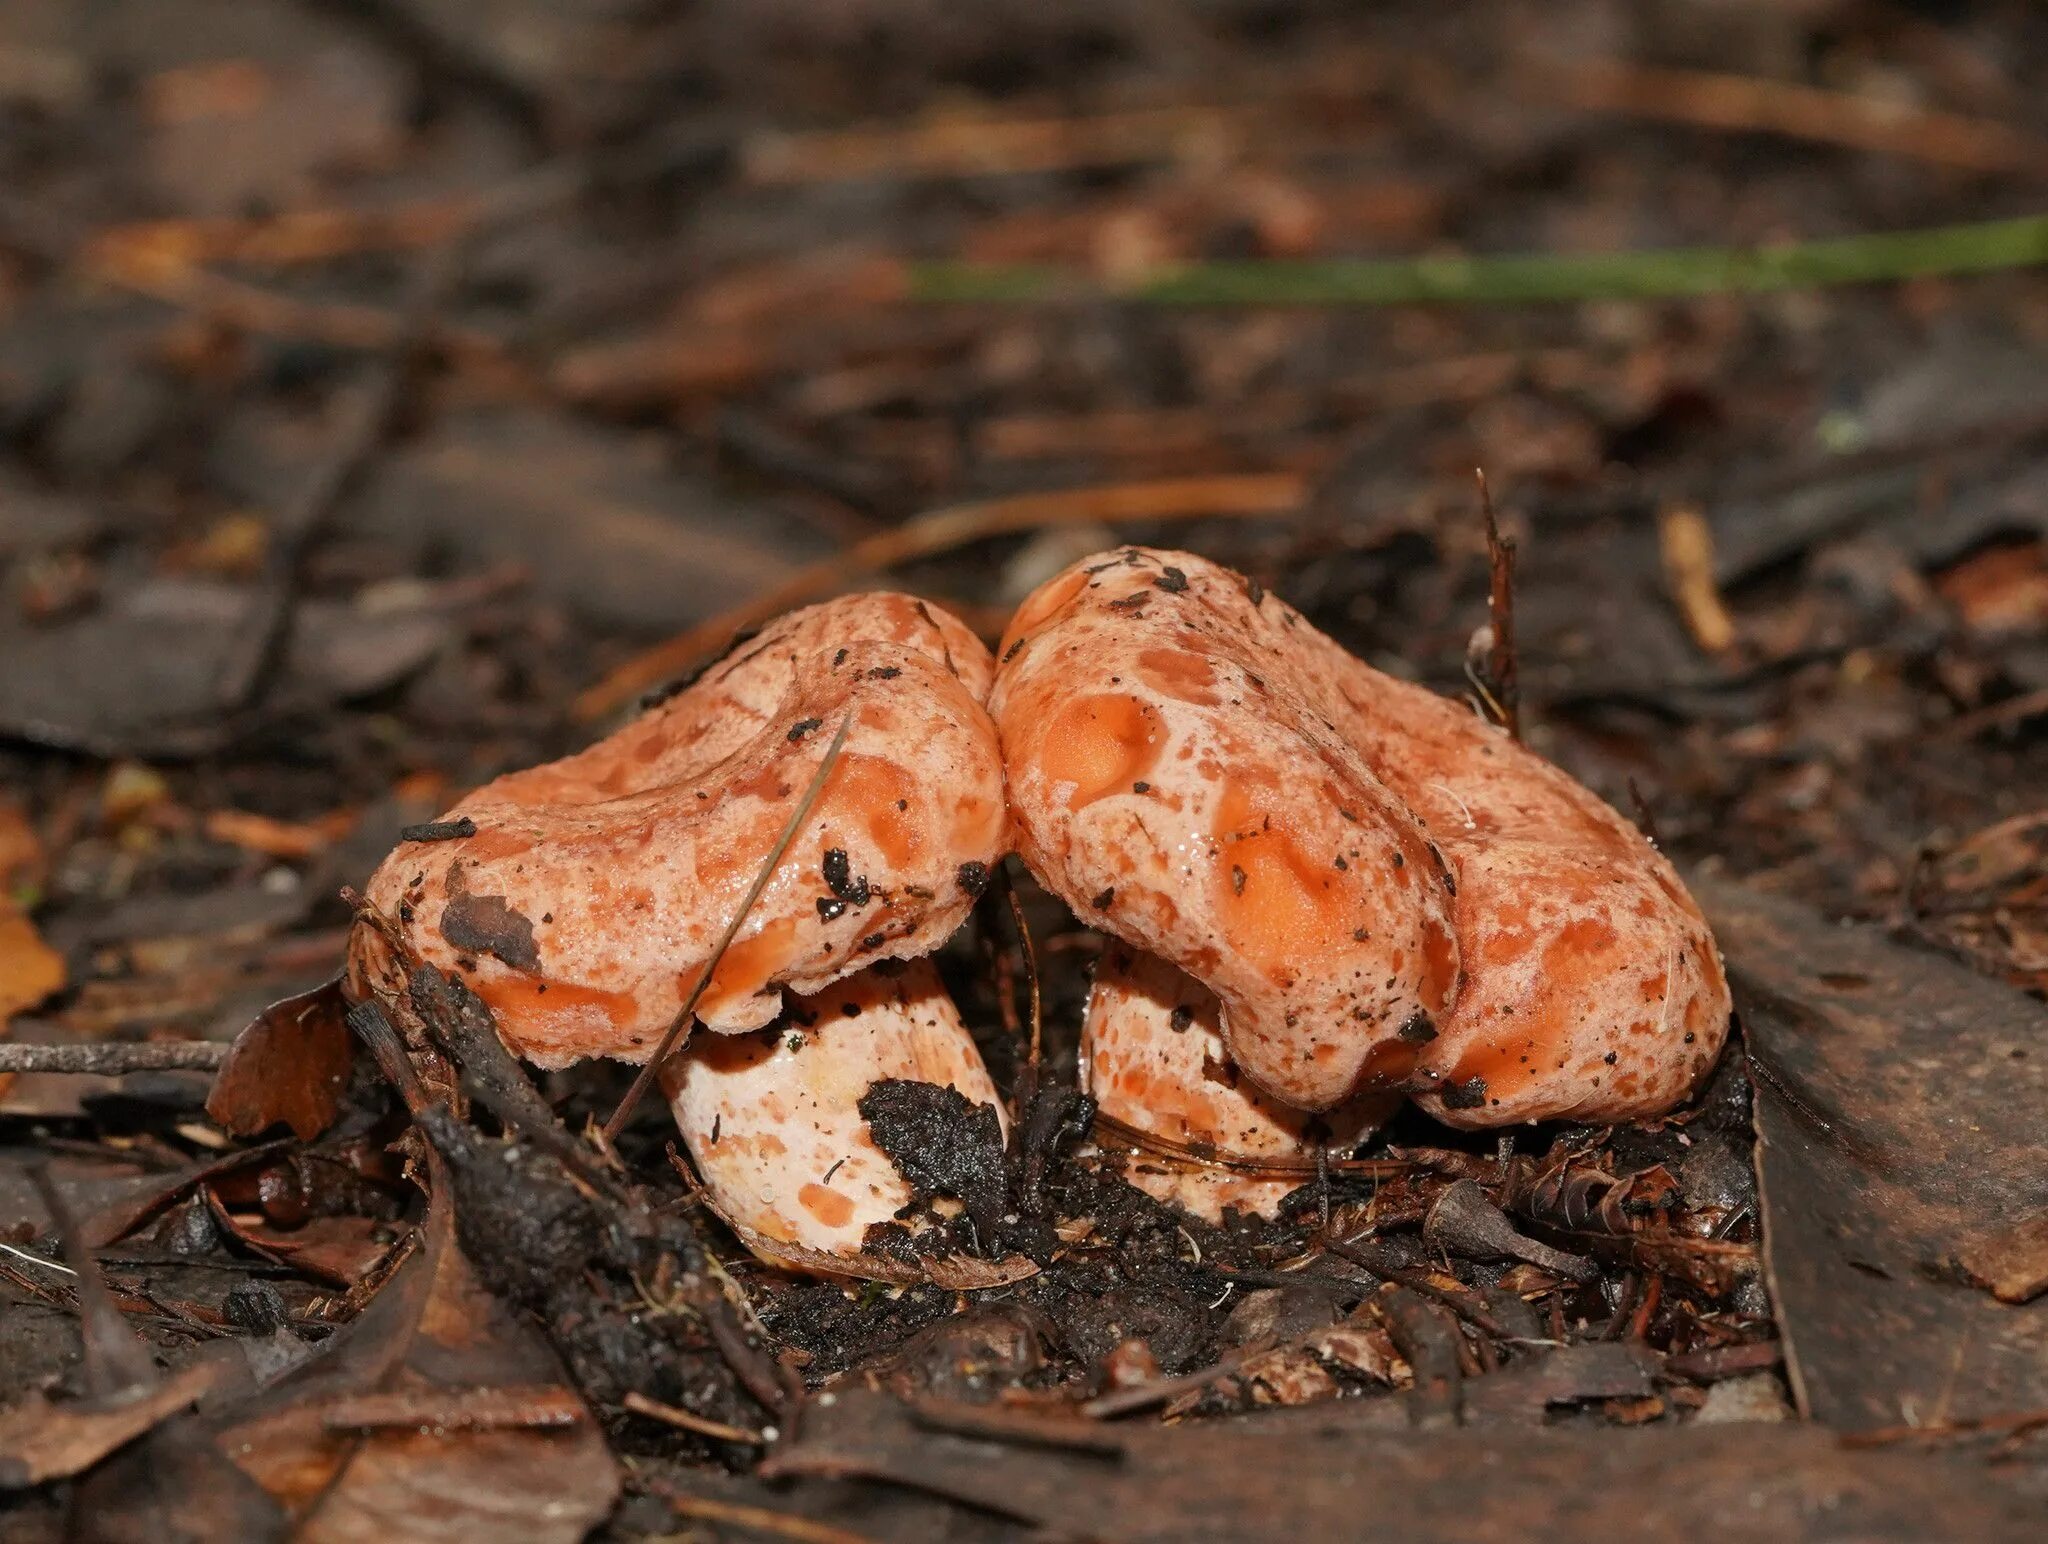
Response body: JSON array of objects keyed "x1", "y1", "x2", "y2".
[
  {"x1": 1699, "y1": 877, "x2": 2048, "y2": 1432},
  {"x1": 210, "y1": 1209, "x2": 400, "y2": 1289},
  {"x1": 0, "y1": 901, "x2": 66, "y2": 1025},
  {"x1": 206, "y1": 979, "x2": 354, "y2": 1141},
  {"x1": 214, "y1": 1160, "x2": 619, "y2": 1542},
  {"x1": 0, "y1": 1361, "x2": 222, "y2": 1489}
]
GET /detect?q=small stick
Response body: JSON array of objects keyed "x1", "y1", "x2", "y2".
[
  {"x1": 1090, "y1": 1110, "x2": 1418, "y2": 1180},
  {"x1": 1080, "y1": 1349, "x2": 1250, "y2": 1420},
  {"x1": 1478, "y1": 469, "x2": 1520, "y2": 741},
  {"x1": 621, "y1": 1390, "x2": 769, "y2": 1445},
  {"x1": 1663, "y1": 1338, "x2": 1783, "y2": 1383},
  {"x1": 1318, "y1": 1234, "x2": 1515, "y2": 1339},
  {"x1": 574, "y1": 473, "x2": 1304, "y2": 721},
  {"x1": 27, "y1": 1166, "x2": 156, "y2": 1393},
  {"x1": 0, "y1": 1042, "x2": 230, "y2": 1075},
  {"x1": 603, "y1": 713, "x2": 853, "y2": 1142},
  {"x1": 323, "y1": 1385, "x2": 585, "y2": 1433},
  {"x1": 652, "y1": 1487, "x2": 879, "y2": 1544},
  {"x1": 212, "y1": 242, "x2": 460, "y2": 712},
  {"x1": 1005, "y1": 876, "x2": 1043, "y2": 1074},
  {"x1": 906, "y1": 1396, "x2": 1124, "y2": 1455}
]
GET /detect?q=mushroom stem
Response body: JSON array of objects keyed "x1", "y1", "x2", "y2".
[
  {"x1": 665, "y1": 961, "x2": 1034, "y2": 1287},
  {"x1": 1083, "y1": 949, "x2": 1394, "y2": 1222}
]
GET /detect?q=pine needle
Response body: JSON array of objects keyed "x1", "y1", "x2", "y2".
[
  {"x1": 602, "y1": 712, "x2": 853, "y2": 1143},
  {"x1": 910, "y1": 212, "x2": 2048, "y2": 306}
]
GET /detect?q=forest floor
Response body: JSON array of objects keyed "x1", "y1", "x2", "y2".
[{"x1": 1, "y1": 2, "x2": 2045, "y2": 1539}]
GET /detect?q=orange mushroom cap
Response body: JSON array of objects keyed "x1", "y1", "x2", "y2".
[
  {"x1": 996, "y1": 547, "x2": 1730, "y2": 1128},
  {"x1": 993, "y1": 548, "x2": 1461, "y2": 1112},
  {"x1": 350, "y1": 593, "x2": 1008, "y2": 1068}
]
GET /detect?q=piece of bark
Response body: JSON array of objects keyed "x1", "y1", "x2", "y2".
[
  {"x1": 1697, "y1": 877, "x2": 2048, "y2": 1432},
  {"x1": 1460, "y1": 1342, "x2": 1659, "y2": 1425},
  {"x1": 766, "y1": 1387, "x2": 2044, "y2": 1543},
  {"x1": 1957, "y1": 1215, "x2": 2048, "y2": 1305}
]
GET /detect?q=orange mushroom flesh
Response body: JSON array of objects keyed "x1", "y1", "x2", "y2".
[
  {"x1": 1084, "y1": 947, "x2": 1395, "y2": 1221},
  {"x1": 996, "y1": 547, "x2": 1730, "y2": 1139},
  {"x1": 350, "y1": 593, "x2": 1008, "y2": 1068},
  {"x1": 665, "y1": 959, "x2": 1030, "y2": 1286}
]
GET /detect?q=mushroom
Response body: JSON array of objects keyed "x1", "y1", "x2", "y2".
[
  {"x1": 994, "y1": 547, "x2": 1730, "y2": 1152},
  {"x1": 665, "y1": 958, "x2": 1028, "y2": 1285},
  {"x1": 350, "y1": 592, "x2": 1022, "y2": 1280},
  {"x1": 1084, "y1": 946, "x2": 1395, "y2": 1221},
  {"x1": 992, "y1": 549, "x2": 1461, "y2": 1112}
]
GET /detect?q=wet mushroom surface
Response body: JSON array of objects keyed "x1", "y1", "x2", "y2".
[
  {"x1": 7, "y1": 8, "x2": 2046, "y2": 1533},
  {"x1": 346, "y1": 552, "x2": 1737, "y2": 1299}
]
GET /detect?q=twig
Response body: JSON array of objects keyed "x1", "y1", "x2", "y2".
[
  {"x1": 211, "y1": 154, "x2": 590, "y2": 712},
  {"x1": 1931, "y1": 685, "x2": 2048, "y2": 742},
  {"x1": 1080, "y1": 1350, "x2": 1250, "y2": 1420},
  {"x1": 322, "y1": 1386, "x2": 585, "y2": 1433},
  {"x1": 1663, "y1": 1339, "x2": 1782, "y2": 1383},
  {"x1": 1005, "y1": 876, "x2": 1043, "y2": 1074},
  {"x1": 651, "y1": 1487, "x2": 880, "y2": 1544},
  {"x1": 0, "y1": 1042, "x2": 230, "y2": 1075},
  {"x1": 622, "y1": 1390, "x2": 769, "y2": 1445},
  {"x1": 27, "y1": 1167, "x2": 157, "y2": 1393},
  {"x1": 0, "y1": 1240, "x2": 76, "y2": 1276},
  {"x1": 1091, "y1": 1110, "x2": 1417, "y2": 1180},
  {"x1": 908, "y1": 212, "x2": 2048, "y2": 305},
  {"x1": 1476, "y1": 470, "x2": 1519, "y2": 740},
  {"x1": 602, "y1": 713, "x2": 854, "y2": 1141},
  {"x1": 1318, "y1": 1234, "x2": 1515, "y2": 1339},
  {"x1": 573, "y1": 473, "x2": 1303, "y2": 721},
  {"x1": 906, "y1": 1396, "x2": 1124, "y2": 1455},
  {"x1": 1548, "y1": 57, "x2": 2048, "y2": 176},
  {"x1": 741, "y1": 102, "x2": 1280, "y2": 185},
  {"x1": 210, "y1": 250, "x2": 452, "y2": 712}
]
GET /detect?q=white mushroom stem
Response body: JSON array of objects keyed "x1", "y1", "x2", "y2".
[
  {"x1": 1084, "y1": 948, "x2": 1394, "y2": 1222},
  {"x1": 665, "y1": 959, "x2": 1028, "y2": 1285}
]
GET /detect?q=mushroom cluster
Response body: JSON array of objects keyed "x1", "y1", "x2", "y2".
[{"x1": 348, "y1": 548, "x2": 1730, "y2": 1275}]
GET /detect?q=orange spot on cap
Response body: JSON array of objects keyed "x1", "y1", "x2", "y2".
[
  {"x1": 799, "y1": 1182, "x2": 855, "y2": 1228},
  {"x1": 1135, "y1": 647, "x2": 1221, "y2": 706},
  {"x1": 1036, "y1": 693, "x2": 1165, "y2": 809},
  {"x1": 1212, "y1": 781, "x2": 1353, "y2": 978},
  {"x1": 819, "y1": 752, "x2": 921, "y2": 867}
]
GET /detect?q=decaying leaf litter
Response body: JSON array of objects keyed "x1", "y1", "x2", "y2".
[{"x1": 3, "y1": 0, "x2": 2047, "y2": 1539}]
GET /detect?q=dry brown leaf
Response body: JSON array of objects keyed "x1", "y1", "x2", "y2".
[
  {"x1": 206, "y1": 979, "x2": 354, "y2": 1141},
  {"x1": 0, "y1": 796, "x2": 42, "y2": 890},
  {"x1": 0, "y1": 1361, "x2": 223, "y2": 1488},
  {"x1": 0, "y1": 901, "x2": 66, "y2": 1026},
  {"x1": 215, "y1": 1163, "x2": 618, "y2": 1542}
]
